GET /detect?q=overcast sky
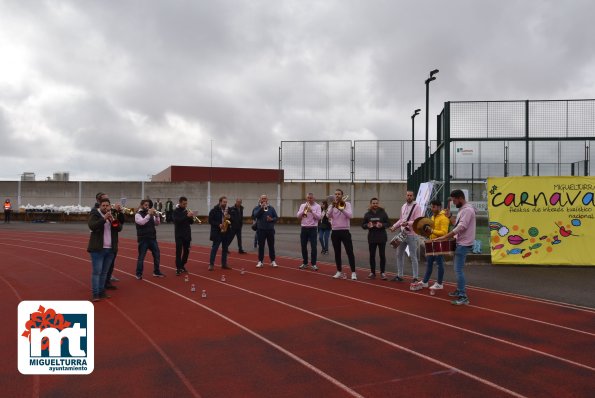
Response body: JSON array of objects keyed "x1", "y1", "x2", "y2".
[{"x1": 1, "y1": 0, "x2": 594, "y2": 181}]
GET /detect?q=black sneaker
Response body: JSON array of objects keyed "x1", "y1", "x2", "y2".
[
  {"x1": 91, "y1": 295, "x2": 101, "y2": 302},
  {"x1": 176, "y1": 269, "x2": 183, "y2": 276},
  {"x1": 391, "y1": 276, "x2": 404, "y2": 282},
  {"x1": 105, "y1": 283, "x2": 118, "y2": 290},
  {"x1": 238, "y1": 250, "x2": 247, "y2": 254},
  {"x1": 153, "y1": 272, "x2": 165, "y2": 278},
  {"x1": 448, "y1": 290, "x2": 462, "y2": 297},
  {"x1": 208, "y1": 265, "x2": 214, "y2": 271},
  {"x1": 99, "y1": 292, "x2": 111, "y2": 299},
  {"x1": 136, "y1": 274, "x2": 142, "y2": 280},
  {"x1": 367, "y1": 273, "x2": 376, "y2": 279},
  {"x1": 181, "y1": 268, "x2": 188, "y2": 273}
]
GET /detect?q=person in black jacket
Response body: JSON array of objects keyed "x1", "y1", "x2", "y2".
[
  {"x1": 92, "y1": 192, "x2": 124, "y2": 290},
  {"x1": 135, "y1": 199, "x2": 165, "y2": 279},
  {"x1": 173, "y1": 196, "x2": 195, "y2": 275},
  {"x1": 164, "y1": 198, "x2": 174, "y2": 223},
  {"x1": 87, "y1": 198, "x2": 122, "y2": 302},
  {"x1": 252, "y1": 194, "x2": 279, "y2": 268},
  {"x1": 228, "y1": 198, "x2": 246, "y2": 254},
  {"x1": 362, "y1": 197, "x2": 390, "y2": 280},
  {"x1": 208, "y1": 196, "x2": 233, "y2": 271}
]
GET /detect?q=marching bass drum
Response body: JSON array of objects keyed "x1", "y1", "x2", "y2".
[{"x1": 389, "y1": 230, "x2": 407, "y2": 249}]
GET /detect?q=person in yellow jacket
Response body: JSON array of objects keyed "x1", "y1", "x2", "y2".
[{"x1": 414, "y1": 200, "x2": 450, "y2": 291}]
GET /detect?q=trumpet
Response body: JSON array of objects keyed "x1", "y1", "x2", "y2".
[
  {"x1": 302, "y1": 202, "x2": 311, "y2": 218},
  {"x1": 186, "y1": 208, "x2": 202, "y2": 224},
  {"x1": 108, "y1": 209, "x2": 121, "y2": 228},
  {"x1": 122, "y1": 206, "x2": 135, "y2": 216},
  {"x1": 221, "y1": 207, "x2": 231, "y2": 233},
  {"x1": 150, "y1": 209, "x2": 166, "y2": 221},
  {"x1": 332, "y1": 195, "x2": 349, "y2": 210},
  {"x1": 261, "y1": 201, "x2": 269, "y2": 212}
]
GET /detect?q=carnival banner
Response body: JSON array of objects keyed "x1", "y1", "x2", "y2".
[{"x1": 487, "y1": 176, "x2": 595, "y2": 266}]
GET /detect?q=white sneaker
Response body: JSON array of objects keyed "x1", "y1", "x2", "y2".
[
  {"x1": 429, "y1": 282, "x2": 443, "y2": 290},
  {"x1": 332, "y1": 271, "x2": 342, "y2": 279},
  {"x1": 256, "y1": 261, "x2": 263, "y2": 268},
  {"x1": 271, "y1": 261, "x2": 278, "y2": 267},
  {"x1": 418, "y1": 281, "x2": 429, "y2": 288},
  {"x1": 299, "y1": 264, "x2": 308, "y2": 269},
  {"x1": 351, "y1": 272, "x2": 357, "y2": 280}
]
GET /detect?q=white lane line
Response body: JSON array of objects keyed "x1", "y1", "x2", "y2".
[
  {"x1": 0, "y1": 242, "x2": 364, "y2": 398},
  {"x1": 16, "y1": 232, "x2": 595, "y2": 314},
  {"x1": 0, "y1": 244, "x2": 203, "y2": 398}
]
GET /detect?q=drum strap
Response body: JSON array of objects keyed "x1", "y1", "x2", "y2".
[{"x1": 403, "y1": 204, "x2": 417, "y2": 227}]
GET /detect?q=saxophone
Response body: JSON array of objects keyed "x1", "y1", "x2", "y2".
[{"x1": 221, "y1": 207, "x2": 231, "y2": 233}]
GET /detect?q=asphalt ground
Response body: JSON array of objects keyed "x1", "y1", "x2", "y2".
[{"x1": 1, "y1": 221, "x2": 594, "y2": 308}]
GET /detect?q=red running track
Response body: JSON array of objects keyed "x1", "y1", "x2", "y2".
[{"x1": 1, "y1": 230, "x2": 594, "y2": 397}]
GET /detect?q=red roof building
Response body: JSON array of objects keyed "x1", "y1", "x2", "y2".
[{"x1": 152, "y1": 166, "x2": 284, "y2": 183}]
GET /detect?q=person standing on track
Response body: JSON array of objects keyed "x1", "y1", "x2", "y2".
[
  {"x1": 3, "y1": 198, "x2": 12, "y2": 223},
  {"x1": 173, "y1": 196, "x2": 195, "y2": 275},
  {"x1": 135, "y1": 199, "x2": 166, "y2": 279},
  {"x1": 228, "y1": 198, "x2": 247, "y2": 254},
  {"x1": 413, "y1": 199, "x2": 450, "y2": 292},
  {"x1": 208, "y1": 196, "x2": 233, "y2": 271},
  {"x1": 87, "y1": 197, "x2": 122, "y2": 302},
  {"x1": 297, "y1": 193, "x2": 321, "y2": 271},
  {"x1": 389, "y1": 190, "x2": 423, "y2": 282},
  {"x1": 434, "y1": 189, "x2": 476, "y2": 305},
  {"x1": 252, "y1": 194, "x2": 279, "y2": 268},
  {"x1": 327, "y1": 189, "x2": 357, "y2": 280},
  {"x1": 318, "y1": 200, "x2": 331, "y2": 255},
  {"x1": 362, "y1": 197, "x2": 390, "y2": 280}
]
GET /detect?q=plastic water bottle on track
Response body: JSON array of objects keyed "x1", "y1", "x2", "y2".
[
  {"x1": 184, "y1": 275, "x2": 189, "y2": 282},
  {"x1": 221, "y1": 274, "x2": 226, "y2": 282},
  {"x1": 201, "y1": 289, "x2": 207, "y2": 298},
  {"x1": 190, "y1": 284, "x2": 196, "y2": 292}
]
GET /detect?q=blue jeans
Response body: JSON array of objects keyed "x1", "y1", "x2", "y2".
[
  {"x1": 395, "y1": 235, "x2": 419, "y2": 279},
  {"x1": 454, "y1": 245, "x2": 472, "y2": 296},
  {"x1": 423, "y1": 255, "x2": 444, "y2": 284},
  {"x1": 300, "y1": 227, "x2": 318, "y2": 265},
  {"x1": 136, "y1": 239, "x2": 161, "y2": 276},
  {"x1": 209, "y1": 234, "x2": 229, "y2": 266},
  {"x1": 318, "y1": 228, "x2": 330, "y2": 252},
  {"x1": 90, "y1": 249, "x2": 115, "y2": 296}
]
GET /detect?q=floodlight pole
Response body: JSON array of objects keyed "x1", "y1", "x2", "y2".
[
  {"x1": 425, "y1": 69, "x2": 439, "y2": 162},
  {"x1": 411, "y1": 109, "x2": 421, "y2": 173}
]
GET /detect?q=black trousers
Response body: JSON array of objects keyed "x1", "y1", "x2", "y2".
[
  {"x1": 368, "y1": 242, "x2": 386, "y2": 274},
  {"x1": 331, "y1": 230, "x2": 356, "y2": 272},
  {"x1": 175, "y1": 238, "x2": 191, "y2": 270},
  {"x1": 228, "y1": 226, "x2": 244, "y2": 251}
]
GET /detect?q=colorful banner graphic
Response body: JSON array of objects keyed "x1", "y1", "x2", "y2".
[{"x1": 487, "y1": 176, "x2": 595, "y2": 266}]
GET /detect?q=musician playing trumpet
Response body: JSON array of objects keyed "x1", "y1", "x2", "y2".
[
  {"x1": 173, "y1": 196, "x2": 195, "y2": 275},
  {"x1": 327, "y1": 189, "x2": 358, "y2": 280},
  {"x1": 252, "y1": 194, "x2": 278, "y2": 268},
  {"x1": 389, "y1": 190, "x2": 423, "y2": 282},
  {"x1": 208, "y1": 196, "x2": 233, "y2": 271},
  {"x1": 296, "y1": 193, "x2": 322, "y2": 271}
]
